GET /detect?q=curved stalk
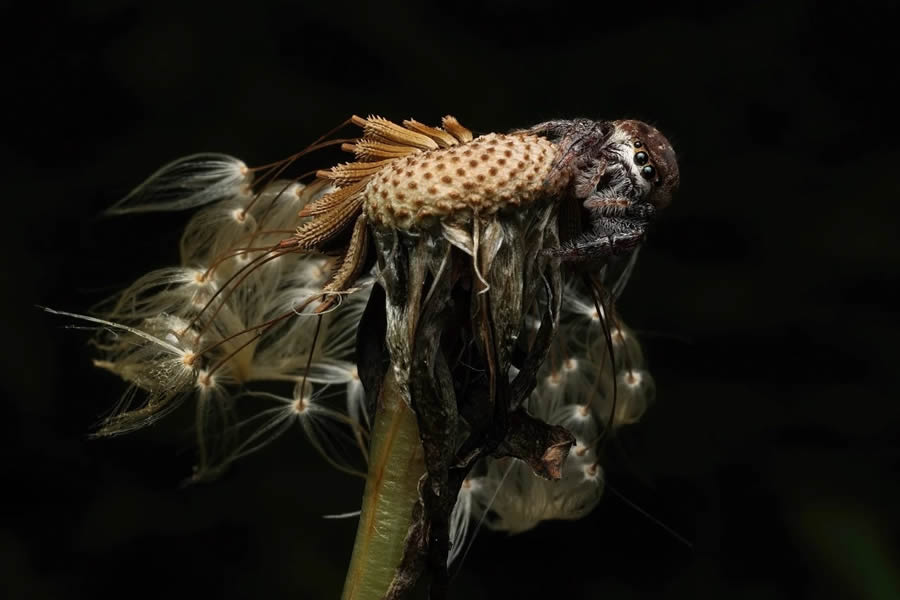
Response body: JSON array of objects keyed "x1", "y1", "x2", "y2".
[{"x1": 342, "y1": 370, "x2": 425, "y2": 600}]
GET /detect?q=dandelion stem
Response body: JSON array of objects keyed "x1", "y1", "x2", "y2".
[{"x1": 341, "y1": 370, "x2": 425, "y2": 600}]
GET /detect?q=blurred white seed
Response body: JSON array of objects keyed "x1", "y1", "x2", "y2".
[
  {"x1": 613, "y1": 368, "x2": 655, "y2": 426},
  {"x1": 106, "y1": 154, "x2": 251, "y2": 214}
]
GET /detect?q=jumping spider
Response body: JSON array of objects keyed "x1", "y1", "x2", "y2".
[{"x1": 524, "y1": 118, "x2": 679, "y2": 261}]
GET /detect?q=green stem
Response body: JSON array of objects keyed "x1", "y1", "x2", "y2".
[{"x1": 341, "y1": 370, "x2": 425, "y2": 600}]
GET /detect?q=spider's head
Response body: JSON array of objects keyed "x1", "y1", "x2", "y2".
[{"x1": 608, "y1": 120, "x2": 679, "y2": 210}]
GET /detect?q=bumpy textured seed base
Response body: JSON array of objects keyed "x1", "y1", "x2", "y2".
[{"x1": 364, "y1": 133, "x2": 557, "y2": 229}]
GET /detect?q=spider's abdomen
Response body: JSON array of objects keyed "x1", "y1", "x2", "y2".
[{"x1": 364, "y1": 133, "x2": 557, "y2": 229}]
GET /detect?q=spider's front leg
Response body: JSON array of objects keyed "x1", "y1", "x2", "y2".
[{"x1": 546, "y1": 197, "x2": 654, "y2": 262}]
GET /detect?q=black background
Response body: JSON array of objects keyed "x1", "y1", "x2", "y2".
[{"x1": 5, "y1": 1, "x2": 900, "y2": 598}]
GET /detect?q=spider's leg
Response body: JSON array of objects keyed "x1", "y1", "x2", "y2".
[
  {"x1": 517, "y1": 119, "x2": 578, "y2": 139},
  {"x1": 545, "y1": 214, "x2": 646, "y2": 262}
]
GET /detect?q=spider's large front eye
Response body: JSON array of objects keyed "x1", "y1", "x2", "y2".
[
  {"x1": 634, "y1": 151, "x2": 649, "y2": 166},
  {"x1": 641, "y1": 165, "x2": 656, "y2": 180}
]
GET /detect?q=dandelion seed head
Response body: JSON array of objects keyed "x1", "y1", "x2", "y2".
[{"x1": 69, "y1": 119, "x2": 658, "y2": 555}]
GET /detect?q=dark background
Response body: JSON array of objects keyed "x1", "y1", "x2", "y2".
[{"x1": 4, "y1": 1, "x2": 899, "y2": 598}]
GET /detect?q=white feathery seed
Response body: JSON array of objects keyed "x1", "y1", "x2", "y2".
[{"x1": 107, "y1": 154, "x2": 251, "y2": 215}]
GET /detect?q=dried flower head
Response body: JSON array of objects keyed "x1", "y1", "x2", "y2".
[{"x1": 52, "y1": 113, "x2": 676, "y2": 598}]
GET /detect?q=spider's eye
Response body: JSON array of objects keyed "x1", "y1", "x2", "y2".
[
  {"x1": 634, "y1": 140, "x2": 643, "y2": 148},
  {"x1": 641, "y1": 165, "x2": 656, "y2": 180},
  {"x1": 634, "y1": 151, "x2": 649, "y2": 166}
]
